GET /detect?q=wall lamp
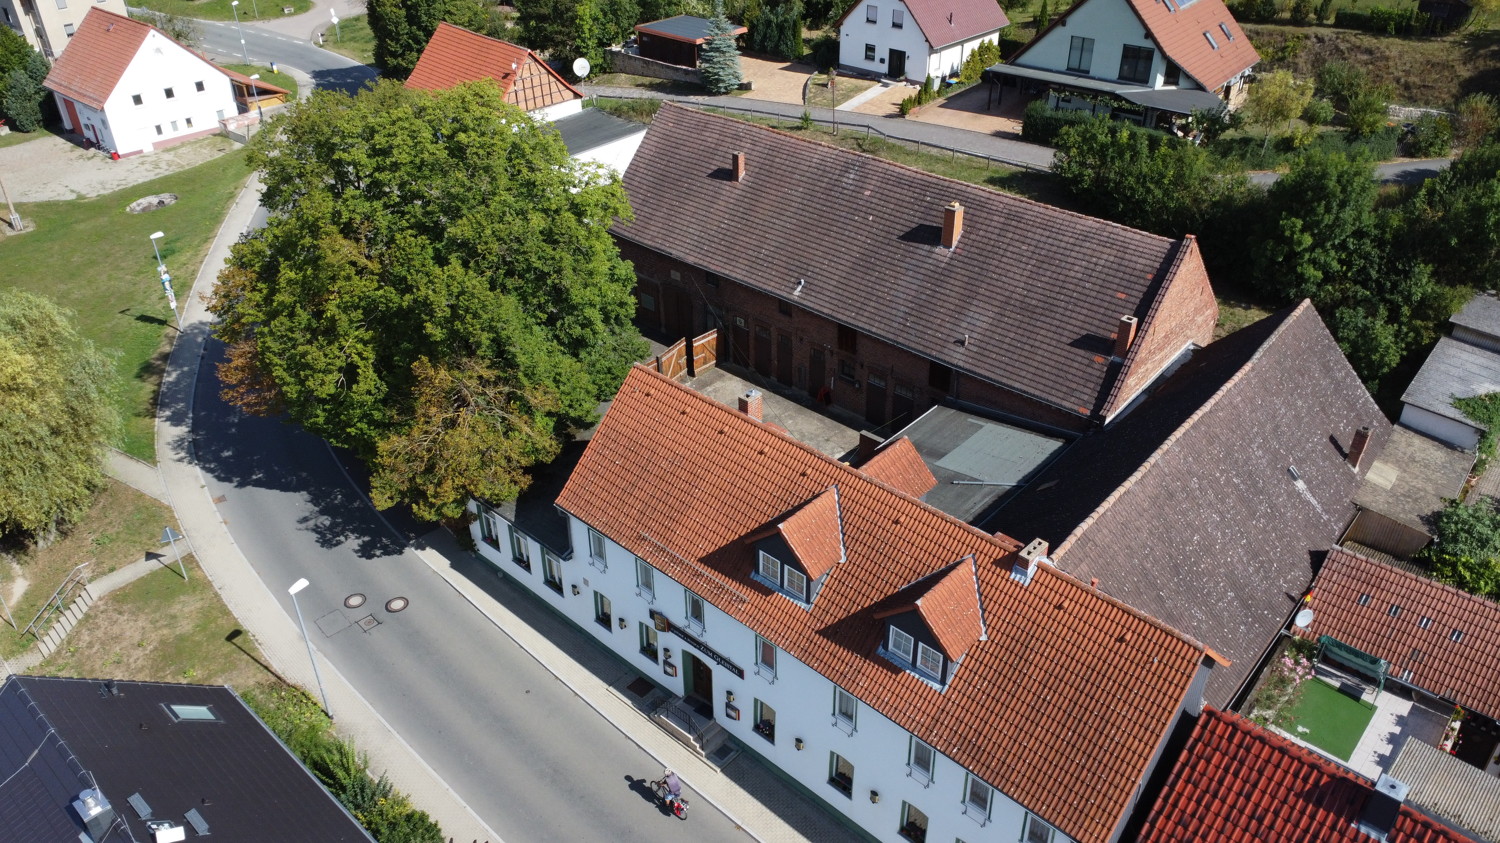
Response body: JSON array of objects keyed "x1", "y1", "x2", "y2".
[
  {"x1": 571, "y1": 584, "x2": 581, "y2": 596},
  {"x1": 618, "y1": 617, "x2": 628, "y2": 629},
  {"x1": 795, "y1": 737, "x2": 805, "y2": 750},
  {"x1": 870, "y1": 790, "x2": 881, "y2": 804},
  {"x1": 725, "y1": 690, "x2": 735, "y2": 703}
]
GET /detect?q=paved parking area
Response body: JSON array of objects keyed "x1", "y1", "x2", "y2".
[
  {"x1": 738, "y1": 55, "x2": 815, "y2": 105},
  {"x1": 0, "y1": 132, "x2": 241, "y2": 202},
  {"x1": 910, "y1": 85, "x2": 1026, "y2": 137}
]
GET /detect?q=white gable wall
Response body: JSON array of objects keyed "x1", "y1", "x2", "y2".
[
  {"x1": 571, "y1": 130, "x2": 647, "y2": 175},
  {"x1": 1019, "y1": 0, "x2": 1202, "y2": 91},
  {"x1": 99, "y1": 31, "x2": 236, "y2": 156},
  {"x1": 839, "y1": 0, "x2": 933, "y2": 83},
  {"x1": 471, "y1": 501, "x2": 1091, "y2": 843},
  {"x1": 532, "y1": 97, "x2": 584, "y2": 122},
  {"x1": 1398, "y1": 406, "x2": 1482, "y2": 452}
]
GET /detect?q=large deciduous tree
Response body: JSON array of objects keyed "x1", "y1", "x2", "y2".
[
  {"x1": 368, "y1": 0, "x2": 490, "y2": 79},
  {"x1": 0, "y1": 290, "x2": 118, "y2": 543},
  {"x1": 1243, "y1": 69, "x2": 1313, "y2": 152},
  {"x1": 210, "y1": 81, "x2": 646, "y2": 520}
]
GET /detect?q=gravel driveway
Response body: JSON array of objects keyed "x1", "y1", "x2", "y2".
[{"x1": 0, "y1": 132, "x2": 241, "y2": 202}]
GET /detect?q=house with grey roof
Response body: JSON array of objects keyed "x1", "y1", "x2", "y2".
[{"x1": 1401, "y1": 336, "x2": 1500, "y2": 452}]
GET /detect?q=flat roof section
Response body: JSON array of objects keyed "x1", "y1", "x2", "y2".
[
  {"x1": 553, "y1": 108, "x2": 646, "y2": 157},
  {"x1": 634, "y1": 14, "x2": 746, "y2": 43},
  {"x1": 893, "y1": 404, "x2": 1068, "y2": 524},
  {"x1": 1352, "y1": 426, "x2": 1474, "y2": 534}
]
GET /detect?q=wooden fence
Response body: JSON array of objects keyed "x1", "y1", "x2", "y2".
[{"x1": 653, "y1": 328, "x2": 719, "y2": 380}]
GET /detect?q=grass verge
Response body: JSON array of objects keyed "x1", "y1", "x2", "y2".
[
  {"x1": 806, "y1": 72, "x2": 876, "y2": 108},
  {"x1": 0, "y1": 127, "x2": 55, "y2": 149},
  {"x1": 320, "y1": 14, "x2": 376, "y2": 66},
  {"x1": 594, "y1": 72, "x2": 704, "y2": 95},
  {"x1": 222, "y1": 63, "x2": 300, "y2": 100},
  {"x1": 1280, "y1": 678, "x2": 1377, "y2": 760},
  {"x1": 133, "y1": 0, "x2": 312, "y2": 21},
  {"x1": 0, "y1": 144, "x2": 252, "y2": 460}
]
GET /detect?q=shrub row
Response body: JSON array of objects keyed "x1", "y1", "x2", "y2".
[
  {"x1": 1333, "y1": 6, "x2": 1436, "y2": 34},
  {"x1": 1020, "y1": 99, "x2": 1097, "y2": 145}
]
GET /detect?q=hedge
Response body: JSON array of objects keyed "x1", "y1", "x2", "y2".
[{"x1": 1020, "y1": 100, "x2": 1096, "y2": 145}]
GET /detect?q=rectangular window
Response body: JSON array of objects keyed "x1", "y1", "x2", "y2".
[
  {"x1": 783, "y1": 566, "x2": 808, "y2": 600},
  {"x1": 837, "y1": 324, "x2": 858, "y2": 353},
  {"x1": 635, "y1": 557, "x2": 655, "y2": 598},
  {"x1": 508, "y1": 526, "x2": 532, "y2": 571},
  {"x1": 757, "y1": 551, "x2": 781, "y2": 583},
  {"x1": 64, "y1": 22, "x2": 75, "y2": 35},
  {"x1": 909, "y1": 737, "x2": 936, "y2": 782},
  {"x1": 640, "y1": 292, "x2": 656, "y2": 312},
  {"x1": 834, "y1": 688, "x2": 857, "y2": 730},
  {"x1": 756, "y1": 636, "x2": 776, "y2": 676},
  {"x1": 216, "y1": 109, "x2": 226, "y2": 120},
  {"x1": 165, "y1": 704, "x2": 220, "y2": 722},
  {"x1": 1117, "y1": 45, "x2": 1154, "y2": 84},
  {"x1": 1067, "y1": 36, "x2": 1094, "y2": 74},
  {"x1": 891, "y1": 8, "x2": 904, "y2": 27},
  {"x1": 639, "y1": 621, "x2": 659, "y2": 660},
  {"x1": 828, "y1": 752, "x2": 855, "y2": 797},
  {"x1": 865, "y1": 43, "x2": 876, "y2": 61},
  {"x1": 480, "y1": 509, "x2": 501, "y2": 549},
  {"x1": 55, "y1": 0, "x2": 66, "y2": 9},
  {"x1": 889, "y1": 626, "x2": 915, "y2": 662},
  {"x1": 1024, "y1": 813, "x2": 1056, "y2": 843},
  {"x1": 704, "y1": 272, "x2": 721, "y2": 287},
  {"x1": 899, "y1": 802, "x2": 929, "y2": 842},
  {"x1": 132, "y1": 93, "x2": 143, "y2": 106},
  {"x1": 965, "y1": 775, "x2": 992, "y2": 821},
  {"x1": 594, "y1": 591, "x2": 612, "y2": 629},
  {"x1": 155, "y1": 125, "x2": 163, "y2": 136},
  {"x1": 185, "y1": 117, "x2": 194, "y2": 128},
  {"x1": 164, "y1": 87, "x2": 175, "y2": 99},
  {"x1": 753, "y1": 699, "x2": 776, "y2": 743},
  {"x1": 685, "y1": 591, "x2": 706, "y2": 629},
  {"x1": 169, "y1": 119, "x2": 178, "y2": 132},
  {"x1": 1164, "y1": 61, "x2": 1181, "y2": 86},
  {"x1": 929, "y1": 361, "x2": 953, "y2": 391},
  {"x1": 543, "y1": 552, "x2": 563, "y2": 594},
  {"x1": 588, "y1": 528, "x2": 607, "y2": 569},
  {"x1": 916, "y1": 642, "x2": 944, "y2": 677},
  {"x1": 839, "y1": 358, "x2": 857, "y2": 382},
  {"x1": 866, "y1": 4, "x2": 878, "y2": 22},
  {"x1": 195, "y1": 80, "x2": 205, "y2": 92}
]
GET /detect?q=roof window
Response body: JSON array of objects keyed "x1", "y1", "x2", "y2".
[
  {"x1": 1219, "y1": 22, "x2": 1235, "y2": 40},
  {"x1": 1357, "y1": 593, "x2": 1372, "y2": 607},
  {"x1": 1418, "y1": 616, "x2": 1432, "y2": 630},
  {"x1": 1387, "y1": 604, "x2": 1402, "y2": 618},
  {"x1": 1450, "y1": 628, "x2": 1465, "y2": 643},
  {"x1": 164, "y1": 704, "x2": 221, "y2": 722},
  {"x1": 1203, "y1": 31, "x2": 1218, "y2": 49}
]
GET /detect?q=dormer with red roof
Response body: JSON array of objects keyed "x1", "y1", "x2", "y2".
[
  {"x1": 874, "y1": 557, "x2": 985, "y2": 687},
  {"x1": 749, "y1": 486, "x2": 846, "y2": 606},
  {"x1": 406, "y1": 23, "x2": 584, "y2": 122},
  {"x1": 990, "y1": 0, "x2": 1258, "y2": 123},
  {"x1": 836, "y1": 0, "x2": 1009, "y2": 84}
]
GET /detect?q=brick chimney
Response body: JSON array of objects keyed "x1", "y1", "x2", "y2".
[
  {"x1": 1114, "y1": 315, "x2": 1139, "y2": 359},
  {"x1": 732, "y1": 151, "x2": 746, "y2": 183},
  {"x1": 1012, "y1": 538, "x2": 1049, "y2": 585},
  {"x1": 738, "y1": 389, "x2": 763, "y2": 421},
  {"x1": 941, "y1": 201, "x2": 964, "y2": 249},
  {"x1": 1348, "y1": 425, "x2": 1372, "y2": 470}
]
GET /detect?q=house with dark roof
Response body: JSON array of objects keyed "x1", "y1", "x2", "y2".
[
  {"x1": 1401, "y1": 291, "x2": 1500, "y2": 452},
  {"x1": 985, "y1": 0, "x2": 1257, "y2": 128},
  {"x1": 406, "y1": 22, "x2": 584, "y2": 121},
  {"x1": 0, "y1": 675, "x2": 372, "y2": 842},
  {"x1": 1138, "y1": 707, "x2": 1477, "y2": 843},
  {"x1": 986, "y1": 302, "x2": 1392, "y2": 708},
  {"x1": 834, "y1": 0, "x2": 1008, "y2": 82},
  {"x1": 471, "y1": 364, "x2": 1221, "y2": 843},
  {"x1": 633, "y1": 15, "x2": 748, "y2": 69},
  {"x1": 42, "y1": 8, "x2": 241, "y2": 157},
  {"x1": 617, "y1": 104, "x2": 1219, "y2": 435}
]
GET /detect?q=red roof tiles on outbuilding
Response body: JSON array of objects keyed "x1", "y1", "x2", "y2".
[
  {"x1": 860, "y1": 437, "x2": 939, "y2": 499},
  {"x1": 405, "y1": 22, "x2": 582, "y2": 112}
]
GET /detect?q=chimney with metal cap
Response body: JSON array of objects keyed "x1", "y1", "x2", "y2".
[
  {"x1": 1012, "y1": 538, "x2": 1049, "y2": 585},
  {"x1": 941, "y1": 201, "x2": 964, "y2": 249},
  {"x1": 738, "y1": 389, "x2": 762, "y2": 421},
  {"x1": 1348, "y1": 425, "x2": 1372, "y2": 470},
  {"x1": 732, "y1": 151, "x2": 746, "y2": 182},
  {"x1": 1356, "y1": 774, "x2": 1409, "y2": 842},
  {"x1": 1115, "y1": 315, "x2": 1139, "y2": 359}
]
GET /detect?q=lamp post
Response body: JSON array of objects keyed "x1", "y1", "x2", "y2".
[
  {"x1": 249, "y1": 73, "x2": 264, "y2": 127},
  {"x1": 150, "y1": 231, "x2": 179, "y2": 329},
  {"x1": 149, "y1": 230, "x2": 165, "y2": 274},
  {"x1": 160, "y1": 527, "x2": 187, "y2": 581},
  {"x1": 250, "y1": 0, "x2": 259, "y2": 21},
  {"x1": 231, "y1": 1, "x2": 249, "y2": 64},
  {"x1": 288, "y1": 578, "x2": 332, "y2": 718}
]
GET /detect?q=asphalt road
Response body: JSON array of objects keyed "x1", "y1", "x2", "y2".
[
  {"x1": 190, "y1": 338, "x2": 748, "y2": 843},
  {"x1": 1248, "y1": 156, "x2": 1450, "y2": 186},
  {"x1": 195, "y1": 17, "x2": 376, "y2": 94}
]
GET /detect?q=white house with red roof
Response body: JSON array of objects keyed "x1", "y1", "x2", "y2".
[
  {"x1": 836, "y1": 0, "x2": 1008, "y2": 83},
  {"x1": 989, "y1": 0, "x2": 1257, "y2": 125},
  {"x1": 42, "y1": 8, "x2": 238, "y2": 157},
  {"x1": 406, "y1": 22, "x2": 584, "y2": 122}
]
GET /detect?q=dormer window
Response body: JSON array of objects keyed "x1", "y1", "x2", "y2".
[
  {"x1": 889, "y1": 627, "x2": 915, "y2": 661},
  {"x1": 747, "y1": 487, "x2": 843, "y2": 607},
  {"x1": 756, "y1": 550, "x2": 808, "y2": 602},
  {"x1": 916, "y1": 643, "x2": 943, "y2": 676}
]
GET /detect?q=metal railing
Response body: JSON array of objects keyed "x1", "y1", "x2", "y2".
[{"x1": 23, "y1": 562, "x2": 89, "y2": 639}]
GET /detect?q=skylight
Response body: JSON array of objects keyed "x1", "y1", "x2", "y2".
[
  {"x1": 1219, "y1": 22, "x2": 1235, "y2": 40},
  {"x1": 1203, "y1": 31, "x2": 1218, "y2": 49},
  {"x1": 164, "y1": 704, "x2": 220, "y2": 722}
]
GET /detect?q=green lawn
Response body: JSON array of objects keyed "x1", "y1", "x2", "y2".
[
  {"x1": 0, "y1": 127, "x2": 54, "y2": 149},
  {"x1": 133, "y1": 0, "x2": 311, "y2": 22},
  {"x1": 320, "y1": 13, "x2": 375, "y2": 66},
  {"x1": 222, "y1": 63, "x2": 299, "y2": 100},
  {"x1": 0, "y1": 145, "x2": 252, "y2": 460},
  {"x1": 1280, "y1": 678, "x2": 1378, "y2": 760}
]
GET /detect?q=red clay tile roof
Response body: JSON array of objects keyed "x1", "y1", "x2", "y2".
[
  {"x1": 861, "y1": 437, "x2": 938, "y2": 499},
  {"x1": 43, "y1": 9, "x2": 223, "y2": 110},
  {"x1": 618, "y1": 105, "x2": 1206, "y2": 422},
  {"x1": 776, "y1": 487, "x2": 845, "y2": 580},
  {"x1": 556, "y1": 365, "x2": 1211, "y2": 843},
  {"x1": 876, "y1": 557, "x2": 987, "y2": 659},
  {"x1": 1140, "y1": 708, "x2": 1476, "y2": 843},
  {"x1": 405, "y1": 23, "x2": 583, "y2": 112},
  {"x1": 1299, "y1": 547, "x2": 1500, "y2": 720},
  {"x1": 836, "y1": 0, "x2": 1009, "y2": 48}
]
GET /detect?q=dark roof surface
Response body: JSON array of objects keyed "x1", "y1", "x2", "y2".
[
  {"x1": 988, "y1": 302, "x2": 1391, "y2": 706},
  {"x1": 1400, "y1": 336, "x2": 1500, "y2": 426},
  {"x1": 1450, "y1": 291, "x2": 1500, "y2": 339},
  {"x1": 1139, "y1": 708, "x2": 1475, "y2": 843},
  {"x1": 0, "y1": 676, "x2": 371, "y2": 842},
  {"x1": 617, "y1": 104, "x2": 1193, "y2": 420},
  {"x1": 489, "y1": 439, "x2": 584, "y2": 555},
  {"x1": 555, "y1": 365, "x2": 1210, "y2": 843},
  {"x1": 1352, "y1": 427, "x2": 1473, "y2": 533},
  {"x1": 552, "y1": 107, "x2": 646, "y2": 156},
  {"x1": 1388, "y1": 737, "x2": 1500, "y2": 842},
  {"x1": 634, "y1": 14, "x2": 746, "y2": 42},
  {"x1": 1299, "y1": 547, "x2": 1500, "y2": 720}
]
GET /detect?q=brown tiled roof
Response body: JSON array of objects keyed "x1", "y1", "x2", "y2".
[
  {"x1": 43, "y1": 8, "x2": 219, "y2": 110},
  {"x1": 1299, "y1": 547, "x2": 1500, "y2": 720},
  {"x1": 988, "y1": 302, "x2": 1391, "y2": 706},
  {"x1": 860, "y1": 437, "x2": 938, "y2": 498},
  {"x1": 776, "y1": 487, "x2": 845, "y2": 580},
  {"x1": 833, "y1": 0, "x2": 1009, "y2": 48},
  {"x1": 405, "y1": 23, "x2": 583, "y2": 112},
  {"x1": 617, "y1": 105, "x2": 1205, "y2": 422},
  {"x1": 1139, "y1": 708, "x2": 1475, "y2": 843},
  {"x1": 880, "y1": 557, "x2": 986, "y2": 659},
  {"x1": 556, "y1": 365, "x2": 1211, "y2": 843}
]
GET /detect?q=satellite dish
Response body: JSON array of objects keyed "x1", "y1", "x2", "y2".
[
  {"x1": 572, "y1": 57, "x2": 591, "y2": 80},
  {"x1": 1293, "y1": 608, "x2": 1315, "y2": 628}
]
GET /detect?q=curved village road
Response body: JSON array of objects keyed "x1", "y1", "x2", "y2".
[
  {"x1": 189, "y1": 338, "x2": 749, "y2": 843},
  {"x1": 194, "y1": 18, "x2": 376, "y2": 94}
]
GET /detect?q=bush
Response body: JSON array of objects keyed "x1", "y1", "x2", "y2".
[
  {"x1": 1452, "y1": 93, "x2": 1499, "y2": 151},
  {"x1": 958, "y1": 39, "x2": 1000, "y2": 84},
  {"x1": 1405, "y1": 114, "x2": 1453, "y2": 157},
  {"x1": 809, "y1": 32, "x2": 838, "y2": 71},
  {"x1": 1344, "y1": 87, "x2": 1390, "y2": 138},
  {"x1": 1301, "y1": 97, "x2": 1335, "y2": 127},
  {"x1": 1424, "y1": 499, "x2": 1500, "y2": 599},
  {"x1": 1316, "y1": 61, "x2": 1366, "y2": 110},
  {"x1": 1021, "y1": 99, "x2": 1096, "y2": 145},
  {"x1": 1334, "y1": 5, "x2": 1432, "y2": 33},
  {"x1": 747, "y1": 0, "x2": 803, "y2": 59},
  {"x1": 1232, "y1": 0, "x2": 1279, "y2": 23},
  {"x1": 1289, "y1": 0, "x2": 1314, "y2": 24}
]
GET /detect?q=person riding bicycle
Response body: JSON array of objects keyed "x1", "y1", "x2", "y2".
[{"x1": 663, "y1": 770, "x2": 683, "y2": 808}]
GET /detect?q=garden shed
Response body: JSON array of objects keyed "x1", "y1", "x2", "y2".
[{"x1": 634, "y1": 15, "x2": 746, "y2": 69}]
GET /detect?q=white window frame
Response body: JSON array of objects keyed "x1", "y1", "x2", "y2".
[
  {"x1": 899, "y1": 801, "x2": 929, "y2": 841},
  {"x1": 542, "y1": 552, "x2": 564, "y2": 593},
  {"x1": 757, "y1": 550, "x2": 781, "y2": 582},
  {"x1": 865, "y1": 4, "x2": 878, "y2": 22},
  {"x1": 685, "y1": 591, "x2": 707, "y2": 631},
  {"x1": 833, "y1": 687, "x2": 858, "y2": 732},
  {"x1": 755, "y1": 635, "x2": 777, "y2": 680},
  {"x1": 916, "y1": 642, "x2": 943, "y2": 677},
  {"x1": 1067, "y1": 35, "x2": 1094, "y2": 74},
  {"x1": 635, "y1": 557, "x2": 655, "y2": 600},
  {"x1": 908, "y1": 737, "x2": 935, "y2": 785},
  {"x1": 828, "y1": 751, "x2": 855, "y2": 797},
  {"x1": 1023, "y1": 813, "x2": 1056, "y2": 843},
  {"x1": 639, "y1": 621, "x2": 659, "y2": 661},
  {"x1": 594, "y1": 591, "x2": 612, "y2": 628},
  {"x1": 508, "y1": 525, "x2": 531, "y2": 569},
  {"x1": 891, "y1": 8, "x2": 904, "y2": 27},
  {"x1": 783, "y1": 566, "x2": 808, "y2": 601},
  {"x1": 888, "y1": 627, "x2": 915, "y2": 662},
  {"x1": 963, "y1": 774, "x2": 993, "y2": 825},
  {"x1": 588, "y1": 528, "x2": 608, "y2": 570}
]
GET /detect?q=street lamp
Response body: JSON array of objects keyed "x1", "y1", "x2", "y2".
[
  {"x1": 160, "y1": 527, "x2": 187, "y2": 581},
  {"x1": 231, "y1": 1, "x2": 249, "y2": 64},
  {"x1": 150, "y1": 231, "x2": 179, "y2": 329},
  {"x1": 288, "y1": 578, "x2": 332, "y2": 718},
  {"x1": 249, "y1": 73, "x2": 264, "y2": 127}
]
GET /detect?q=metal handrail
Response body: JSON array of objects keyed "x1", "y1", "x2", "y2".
[{"x1": 23, "y1": 562, "x2": 89, "y2": 639}]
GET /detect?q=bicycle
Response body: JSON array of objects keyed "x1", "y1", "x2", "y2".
[{"x1": 651, "y1": 771, "x2": 690, "y2": 819}]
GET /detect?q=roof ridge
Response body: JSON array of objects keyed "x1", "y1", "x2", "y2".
[
  {"x1": 1054, "y1": 300, "x2": 1314, "y2": 557},
  {"x1": 654, "y1": 103, "x2": 1176, "y2": 245}
]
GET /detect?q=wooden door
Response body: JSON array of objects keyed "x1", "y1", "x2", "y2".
[
  {"x1": 809, "y1": 348, "x2": 827, "y2": 402},
  {"x1": 776, "y1": 332, "x2": 794, "y2": 387},
  {"x1": 731, "y1": 316, "x2": 750, "y2": 367},
  {"x1": 866, "y1": 373, "x2": 888, "y2": 426},
  {"x1": 754, "y1": 325, "x2": 773, "y2": 377},
  {"x1": 892, "y1": 382, "x2": 915, "y2": 428},
  {"x1": 663, "y1": 287, "x2": 692, "y2": 339},
  {"x1": 63, "y1": 99, "x2": 81, "y2": 134}
]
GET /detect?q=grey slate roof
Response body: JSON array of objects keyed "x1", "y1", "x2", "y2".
[
  {"x1": 553, "y1": 107, "x2": 646, "y2": 157},
  {"x1": 0, "y1": 676, "x2": 372, "y2": 842},
  {"x1": 634, "y1": 15, "x2": 724, "y2": 42},
  {"x1": 615, "y1": 104, "x2": 1192, "y2": 421},
  {"x1": 985, "y1": 302, "x2": 1391, "y2": 706},
  {"x1": 1388, "y1": 735, "x2": 1500, "y2": 842},
  {"x1": 486, "y1": 439, "x2": 583, "y2": 555},
  {"x1": 1449, "y1": 290, "x2": 1500, "y2": 339},
  {"x1": 1401, "y1": 336, "x2": 1500, "y2": 426},
  {"x1": 1352, "y1": 426, "x2": 1473, "y2": 533}
]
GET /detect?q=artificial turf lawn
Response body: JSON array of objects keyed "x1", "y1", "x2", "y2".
[{"x1": 1282, "y1": 678, "x2": 1378, "y2": 761}]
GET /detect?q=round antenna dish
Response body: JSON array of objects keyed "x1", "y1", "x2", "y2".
[
  {"x1": 1293, "y1": 608, "x2": 1315, "y2": 628},
  {"x1": 572, "y1": 57, "x2": 591, "y2": 80}
]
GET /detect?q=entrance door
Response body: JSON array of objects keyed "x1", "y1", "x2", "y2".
[
  {"x1": 776, "y1": 332, "x2": 794, "y2": 387},
  {"x1": 63, "y1": 99, "x2": 81, "y2": 133},
  {"x1": 809, "y1": 347, "x2": 826, "y2": 399},
  {"x1": 892, "y1": 382, "x2": 915, "y2": 428},
  {"x1": 683, "y1": 652, "x2": 713, "y2": 704},
  {"x1": 754, "y1": 325, "x2": 773, "y2": 377},
  {"x1": 866, "y1": 373, "x2": 888, "y2": 426},
  {"x1": 731, "y1": 316, "x2": 750, "y2": 367},
  {"x1": 888, "y1": 49, "x2": 907, "y2": 80},
  {"x1": 663, "y1": 287, "x2": 692, "y2": 339}
]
